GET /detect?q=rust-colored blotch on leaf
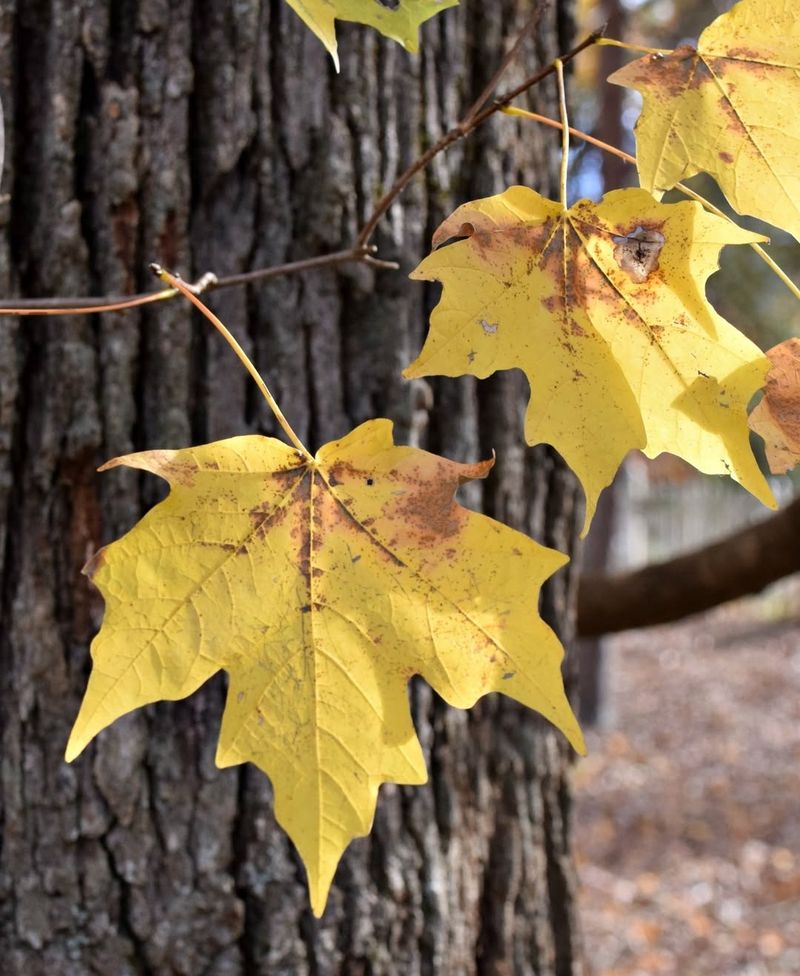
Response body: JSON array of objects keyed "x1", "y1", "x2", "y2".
[
  {"x1": 66, "y1": 419, "x2": 582, "y2": 917},
  {"x1": 749, "y1": 338, "x2": 800, "y2": 474}
]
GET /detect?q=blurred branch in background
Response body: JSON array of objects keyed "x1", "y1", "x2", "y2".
[{"x1": 578, "y1": 496, "x2": 800, "y2": 637}]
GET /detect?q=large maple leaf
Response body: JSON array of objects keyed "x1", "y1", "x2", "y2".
[
  {"x1": 405, "y1": 186, "x2": 776, "y2": 530},
  {"x1": 285, "y1": 0, "x2": 458, "y2": 70},
  {"x1": 66, "y1": 419, "x2": 582, "y2": 916},
  {"x1": 608, "y1": 0, "x2": 800, "y2": 240}
]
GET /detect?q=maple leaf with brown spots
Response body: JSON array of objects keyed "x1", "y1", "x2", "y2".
[
  {"x1": 405, "y1": 186, "x2": 776, "y2": 530},
  {"x1": 66, "y1": 418, "x2": 582, "y2": 916}
]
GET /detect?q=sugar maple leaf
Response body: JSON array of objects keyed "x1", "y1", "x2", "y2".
[
  {"x1": 66, "y1": 418, "x2": 582, "y2": 917},
  {"x1": 608, "y1": 0, "x2": 800, "y2": 240},
  {"x1": 285, "y1": 0, "x2": 458, "y2": 70},
  {"x1": 405, "y1": 186, "x2": 776, "y2": 531},
  {"x1": 749, "y1": 338, "x2": 800, "y2": 473}
]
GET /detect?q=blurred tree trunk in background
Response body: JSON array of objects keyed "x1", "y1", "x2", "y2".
[
  {"x1": 576, "y1": 0, "x2": 626, "y2": 727},
  {"x1": 0, "y1": 2, "x2": 584, "y2": 973}
]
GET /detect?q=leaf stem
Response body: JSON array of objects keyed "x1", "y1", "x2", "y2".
[
  {"x1": 597, "y1": 37, "x2": 672, "y2": 56},
  {"x1": 153, "y1": 265, "x2": 313, "y2": 460},
  {"x1": 502, "y1": 106, "x2": 800, "y2": 304},
  {"x1": 555, "y1": 59, "x2": 569, "y2": 210}
]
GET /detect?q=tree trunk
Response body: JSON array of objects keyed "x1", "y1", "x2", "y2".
[{"x1": 0, "y1": 2, "x2": 583, "y2": 973}]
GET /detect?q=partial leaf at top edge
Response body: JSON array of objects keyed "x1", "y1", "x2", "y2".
[
  {"x1": 285, "y1": 0, "x2": 459, "y2": 70},
  {"x1": 608, "y1": 0, "x2": 800, "y2": 240}
]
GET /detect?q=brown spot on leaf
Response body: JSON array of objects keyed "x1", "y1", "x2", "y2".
[
  {"x1": 726, "y1": 46, "x2": 769, "y2": 61},
  {"x1": 570, "y1": 320, "x2": 586, "y2": 337},
  {"x1": 613, "y1": 224, "x2": 666, "y2": 283},
  {"x1": 719, "y1": 151, "x2": 734, "y2": 163}
]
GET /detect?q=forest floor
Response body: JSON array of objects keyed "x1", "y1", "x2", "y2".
[{"x1": 574, "y1": 584, "x2": 800, "y2": 976}]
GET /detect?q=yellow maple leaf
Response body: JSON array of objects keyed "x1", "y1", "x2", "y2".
[
  {"x1": 608, "y1": 0, "x2": 800, "y2": 240},
  {"x1": 285, "y1": 0, "x2": 458, "y2": 70},
  {"x1": 405, "y1": 186, "x2": 776, "y2": 531},
  {"x1": 66, "y1": 418, "x2": 582, "y2": 916},
  {"x1": 749, "y1": 338, "x2": 800, "y2": 473}
]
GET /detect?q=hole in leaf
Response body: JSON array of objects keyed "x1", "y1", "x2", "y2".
[{"x1": 612, "y1": 225, "x2": 665, "y2": 283}]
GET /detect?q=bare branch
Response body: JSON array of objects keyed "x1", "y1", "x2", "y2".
[
  {"x1": 0, "y1": 26, "x2": 603, "y2": 318},
  {"x1": 356, "y1": 28, "x2": 604, "y2": 249},
  {"x1": 459, "y1": 3, "x2": 546, "y2": 127},
  {"x1": 0, "y1": 247, "x2": 398, "y2": 317},
  {"x1": 577, "y1": 497, "x2": 800, "y2": 637}
]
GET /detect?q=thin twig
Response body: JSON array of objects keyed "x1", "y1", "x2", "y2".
[
  {"x1": 459, "y1": 3, "x2": 545, "y2": 127},
  {"x1": 0, "y1": 27, "x2": 604, "y2": 318},
  {"x1": 356, "y1": 28, "x2": 604, "y2": 249},
  {"x1": 0, "y1": 247, "x2": 398, "y2": 316}
]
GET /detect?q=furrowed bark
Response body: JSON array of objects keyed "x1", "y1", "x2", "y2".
[{"x1": 0, "y1": 2, "x2": 583, "y2": 973}]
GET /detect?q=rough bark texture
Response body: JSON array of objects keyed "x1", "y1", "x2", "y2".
[{"x1": 0, "y1": 2, "x2": 584, "y2": 973}]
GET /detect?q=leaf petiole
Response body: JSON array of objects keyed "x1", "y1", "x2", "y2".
[
  {"x1": 554, "y1": 59, "x2": 570, "y2": 211},
  {"x1": 152, "y1": 265, "x2": 313, "y2": 461},
  {"x1": 597, "y1": 37, "x2": 672, "y2": 57}
]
